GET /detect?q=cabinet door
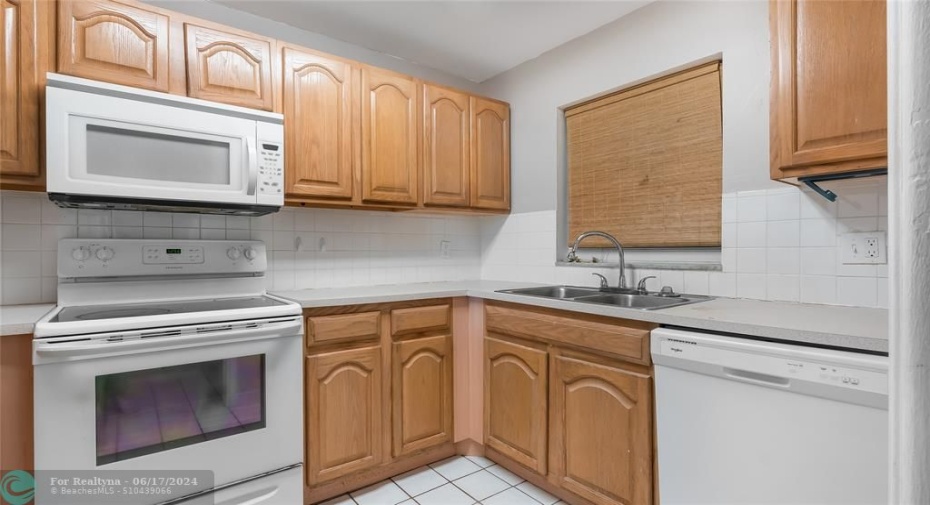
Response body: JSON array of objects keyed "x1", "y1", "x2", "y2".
[
  {"x1": 470, "y1": 97, "x2": 510, "y2": 210},
  {"x1": 392, "y1": 334, "x2": 453, "y2": 457},
  {"x1": 306, "y1": 346, "x2": 383, "y2": 485},
  {"x1": 770, "y1": 0, "x2": 886, "y2": 177},
  {"x1": 58, "y1": 0, "x2": 170, "y2": 91},
  {"x1": 184, "y1": 23, "x2": 273, "y2": 110},
  {"x1": 550, "y1": 354, "x2": 653, "y2": 505},
  {"x1": 1, "y1": 0, "x2": 48, "y2": 187},
  {"x1": 283, "y1": 48, "x2": 357, "y2": 200},
  {"x1": 361, "y1": 67, "x2": 418, "y2": 205},
  {"x1": 484, "y1": 336, "x2": 547, "y2": 474},
  {"x1": 422, "y1": 85, "x2": 469, "y2": 207}
]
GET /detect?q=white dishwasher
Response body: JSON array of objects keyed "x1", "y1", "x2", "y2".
[{"x1": 651, "y1": 327, "x2": 888, "y2": 505}]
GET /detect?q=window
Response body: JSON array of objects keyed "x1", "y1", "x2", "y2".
[{"x1": 565, "y1": 61, "x2": 722, "y2": 248}]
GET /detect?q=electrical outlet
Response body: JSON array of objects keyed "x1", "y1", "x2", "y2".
[
  {"x1": 439, "y1": 240, "x2": 451, "y2": 258},
  {"x1": 840, "y1": 232, "x2": 886, "y2": 264}
]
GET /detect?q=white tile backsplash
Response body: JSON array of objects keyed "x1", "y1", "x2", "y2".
[{"x1": 0, "y1": 192, "x2": 481, "y2": 304}]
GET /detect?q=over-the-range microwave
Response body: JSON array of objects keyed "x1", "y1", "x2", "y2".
[{"x1": 46, "y1": 73, "x2": 284, "y2": 216}]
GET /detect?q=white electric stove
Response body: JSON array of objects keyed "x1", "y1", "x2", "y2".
[{"x1": 33, "y1": 239, "x2": 304, "y2": 505}]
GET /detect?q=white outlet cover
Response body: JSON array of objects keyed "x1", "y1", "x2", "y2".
[
  {"x1": 840, "y1": 231, "x2": 887, "y2": 264},
  {"x1": 439, "y1": 240, "x2": 451, "y2": 258}
]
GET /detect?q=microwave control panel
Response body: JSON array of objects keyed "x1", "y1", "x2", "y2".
[{"x1": 257, "y1": 141, "x2": 283, "y2": 195}]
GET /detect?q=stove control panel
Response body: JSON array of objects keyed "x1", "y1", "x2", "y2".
[{"x1": 59, "y1": 239, "x2": 267, "y2": 277}]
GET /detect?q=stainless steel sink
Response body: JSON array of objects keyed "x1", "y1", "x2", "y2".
[
  {"x1": 497, "y1": 285, "x2": 712, "y2": 310},
  {"x1": 498, "y1": 286, "x2": 602, "y2": 299}
]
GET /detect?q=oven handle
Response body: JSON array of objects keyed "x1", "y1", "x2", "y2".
[
  {"x1": 245, "y1": 137, "x2": 258, "y2": 196},
  {"x1": 35, "y1": 321, "x2": 300, "y2": 359}
]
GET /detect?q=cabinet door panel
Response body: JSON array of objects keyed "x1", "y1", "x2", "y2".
[
  {"x1": 58, "y1": 0, "x2": 170, "y2": 91},
  {"x1": 361, "y1": 68, "x2": 418, "y2": 205},
  {"x1": 470, "y1": 97, "x2": 510, "y2": 210},
  {"x1": 484, "y1": 336, "x2": 547, "y2": 474},
  {"x1": 771, "y1": 0, "x2": 886, "y2": 176},
  {"x1": 550, "y1": 354, "x2": 652, "y2": 505},
  {"x1": 306, "y1": 346, "x2": 382, "y2": 485},
  {"x1": 423, "y1": 85, "x2": 469, "y2": 207},
  {"x1": 392, "y1": 334, "x2": 453, "y2": 456},
  {"x1": 184, "y1": 23, "x2": 273, "y2": 110},
  {"x1": 1, "y1": 0, "x2": 45, "y2": 185},
  {"x1": 283, "y1": 48, "x2": 356, "y2": 200}
]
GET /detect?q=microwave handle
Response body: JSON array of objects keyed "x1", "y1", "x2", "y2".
[{"x1": 245, "y1": 137, "x2": 258, "y2": 195}]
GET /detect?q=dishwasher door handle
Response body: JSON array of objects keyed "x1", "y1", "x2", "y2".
[{"x1": 723, "y1": 367, "x2": 791, "y2": 388}]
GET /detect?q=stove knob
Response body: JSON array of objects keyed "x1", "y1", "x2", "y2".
[
  {"x1": 243, "y1": 247, "x2": 258, "y2": 260},
  {"x1": 227, "y1": 247, "x2": 242, "y2": 260},
  {"x1": 71, "y1": 247, "x2": 91, "y2": 261},
  {"x1": 95, "y1": 247, "x2": 115, "y2": 261}
]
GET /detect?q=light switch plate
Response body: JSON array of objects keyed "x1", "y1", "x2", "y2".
[
  {"x1": 840, "y1": 232, "x2": 887, "y2": 264},
  {"x1": 439, "y1": 240, "x2": 451, "y2": 258}
]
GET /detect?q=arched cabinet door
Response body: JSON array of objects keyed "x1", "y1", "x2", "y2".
[
  {"x1": 470, "y1": 97, "x2": 510, "y2": 210},
  {"x1": 58, "y1": 0, "x2": 170, "y2": 91},
  {"x1": 306, "y1": 345, "x2": 383, "y2": 485},
  {"x1": 283, "y1": 48, "x2": 357, "y2": 201},
  {"x1": 184, "y1": 23, "x2": 273, "y2": 110},
  {"x1": 484, "y1": 336, "x2": 548, "y2": 474},
  {"x1": 392, "y1": 334, "x2": 453, "y2": 456},
  {"x1": 549, "y1": 353, "x2": 653, "y2": 505},
  {"x1": 422, "y1": 84, "x2": 469, "y2": 207},
  {"x1": 360, "y1": 67, "x2": 418, "y2": 205}
]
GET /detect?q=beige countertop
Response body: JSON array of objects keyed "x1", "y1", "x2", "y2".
[
  {"x1": 273, "y1": 281, "x2": 889, "y2": 354},
  {"x1": 2, "y1": 282, "x2": 889, "y2": 353},
  {"x1": 0, "y1": 304, "x2": 55, "y2": 336}
]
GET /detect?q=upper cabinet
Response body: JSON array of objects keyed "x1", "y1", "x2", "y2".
[
  {"x1": 471, "y1": 97, "x2": 511, "y2": 210},
  {"x1": 183, "y1": 23, "x2": 274, "y2": 110},
  {"x1": 283, "y1": 47, "x2": 357, "y2": 201},
  {"x1": 1, "y1": 0, "x2": 51, "y2": 189},
  {"x1": 423, "y1": 84, "x2": 470, "y2": 207},
  {"x1": 770, "y1": 0, "x2": 887, "y2": 180},
  {"x1": 58, "y1": 0, "x2": 170, "y2": 91},
  {"x1": 361, "y1": 67, "x2": 419, "y2": 205}
]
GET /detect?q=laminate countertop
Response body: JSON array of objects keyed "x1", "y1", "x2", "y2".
[
  {"x1": 273, "y1": 281, "x2": 889, "y2": 354},
  {"x1": 0, "y1": 304, "x2": 55, "y2": 337}
]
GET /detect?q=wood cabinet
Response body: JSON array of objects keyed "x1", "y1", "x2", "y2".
[
  {"x1": 422, "y1": 84, "x2": 470, "y2": 207},
  {"x1": 392, "y1": 334, "x2": 453, "y2": 457},
  {"x1": 183, "y1": 23, "x2": 274, "y2": 110},
  {"x1": 361, "y1": 67, "x2": 419, "y2": 205},
  {"x1": 485, "y1": 336, "x2": 548, "y2": 474},
  {"x1": 0, "y1": 334, "x2": 34, "y2": 472},
  {"x1": 283, "y1": 47, "x2": 358, "y2": 201},
  {"x1": 58, "y1": 0, "x2": 171, "y2": 91},
  {"x1": 484, "y1": 302, "x2": 657, "y2": 505},
  {"x1": 770, "y1": 0, "x2": 887, "y2": 180},
  {"x1": 470, "y1": 97, "x2": 510, "y2": 210},
  {"x1": 1, "y1": 0, "x2": 50, "y2": 189},
  {"x1": 550, "y1": 353, "x2": 653, "y2": 505},
  {"x1": 306, "y1": 345, "x2": 383, "y2": 485}
]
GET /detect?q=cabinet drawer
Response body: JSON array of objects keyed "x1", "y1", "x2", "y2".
[
  {"x1": 391, "y1": 304, "x2": 451, "y2": 336},
  {"x1": 485, "y1": 303, "x2": 653, "y2": 365},
  {"x1": 307, "y1": 311, "x2": 381, "y2": 346}
]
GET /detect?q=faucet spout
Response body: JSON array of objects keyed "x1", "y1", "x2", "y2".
[{"x1": 567, "y1": 231, "x2": 626, "y2": 289}]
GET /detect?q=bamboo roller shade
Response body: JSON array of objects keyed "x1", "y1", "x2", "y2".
[{"x1": 565, "y1": 61, "x2": 722, "y2": 248}]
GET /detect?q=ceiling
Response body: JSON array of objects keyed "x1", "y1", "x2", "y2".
[{"x1": 215, "y1": 1, "x2": 650, "y2": 83}]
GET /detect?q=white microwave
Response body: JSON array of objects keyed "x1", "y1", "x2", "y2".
[{"x1": 46, "y1": 73, "x2": 284, "y2": 216}]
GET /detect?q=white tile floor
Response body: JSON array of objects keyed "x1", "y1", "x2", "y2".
[{"x1": 319, "y1": 456, "x2": 567, "y2": 505}]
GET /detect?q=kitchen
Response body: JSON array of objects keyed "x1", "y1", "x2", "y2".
[{"x1": 0, "y1": 0, "x2": 925, "y2": 504}]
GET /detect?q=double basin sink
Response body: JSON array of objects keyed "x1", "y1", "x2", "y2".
[{"x1": 497, "y1": 285, "x2": 712, "y2": 310}]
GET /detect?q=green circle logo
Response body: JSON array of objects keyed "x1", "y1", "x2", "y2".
[{"x1": 0, "y1": 470, "x2": 34, "y2": 505}]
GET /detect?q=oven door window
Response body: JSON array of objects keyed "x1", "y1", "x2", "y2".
[{"x1": 95, "y1": 355, "x2": 265, "y2": 465}]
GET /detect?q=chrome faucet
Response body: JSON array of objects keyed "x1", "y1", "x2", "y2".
[
  {"x1": 567, "y1": 231, "x2": 626, "y2": 289},
  {"x1": 636, "y1": 275, "x2": 657, "y2": 294}
]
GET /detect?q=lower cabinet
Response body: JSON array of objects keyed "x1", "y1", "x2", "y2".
[
  {"x1": 392, "y1": 334, "x2": 453, "y2": 457},
  {"x1": 484, "y1": 336, "x2": 548, "y2": 474},
  {"x1": 305, "y1": 345, "x2": 383, "y2": 485},
  {"x1": 484, "y1": 303, "x2": 656, "y2": 505},
  {"x1": 550, "y1": 354, "x2": 653, "y2": 505}
]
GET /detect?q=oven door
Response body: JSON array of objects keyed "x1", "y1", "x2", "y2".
[
  {"x1": 33, "y1": 319, "x2": 302, "y2": 487},
  {"x1": 46, "y1": 81, "x2": 259, "y2": 206}
]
